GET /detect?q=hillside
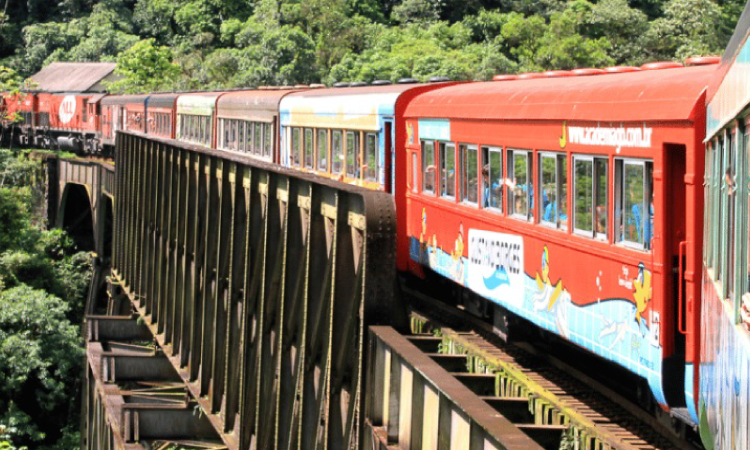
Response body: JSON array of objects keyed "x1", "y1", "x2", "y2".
[{"x1": 0, "y1": 0, "x2": 743, "y2": 93}]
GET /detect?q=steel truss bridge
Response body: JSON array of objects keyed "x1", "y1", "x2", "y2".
[{"x1": 38, "y1": 132, "x2": 564, "y2": 450}]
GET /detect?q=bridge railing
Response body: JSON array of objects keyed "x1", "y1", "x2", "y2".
[{"x1": 107, "y1": 131, "x2": 404, "y2": 450}]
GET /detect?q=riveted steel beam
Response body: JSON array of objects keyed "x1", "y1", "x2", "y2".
[
  {"x1": 109, "y1": 131, "x2": 404, "y2": 450},
  {"x1": 365, "y1": 326, "x2": 548, "y2": 450}
]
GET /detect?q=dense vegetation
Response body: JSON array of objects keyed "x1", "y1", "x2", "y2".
[
  {"x1": 0, "y1": 146, "x2": 92, "y2": 450},
  {"x1": 0, "y1": 0, "x2": 744, "y2": 93}
]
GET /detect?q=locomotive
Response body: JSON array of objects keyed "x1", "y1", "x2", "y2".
[{"x1": 4, "y1": 9, "x2": 750, "y2": 450}]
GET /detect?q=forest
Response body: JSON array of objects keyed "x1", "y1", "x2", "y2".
[{"x1": 0, "y1": 0, "x2": 744, "y2": 93}]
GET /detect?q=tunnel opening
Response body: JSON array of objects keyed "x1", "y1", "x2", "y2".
[{"x1": 61, "y1": 184, "x2": 95, "y2": 252}]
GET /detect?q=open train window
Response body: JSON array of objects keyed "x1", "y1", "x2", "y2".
[
  {"x1": 614, "y1": 159, "x2": 653, "y2": 250},
  {"x1": 239, "y1": 121, "x2": 246, "y2": 152},
  {"x1": 508, "y1": 150, "x2": 533, "y2": 221},
  {"x1": 318, "y1": 129, "x2": 328, "y2": 172},
  {"x1": 574, "y1": 155, "x2": 608, "y2": 239},
  {"x1": 346, "y1": 131, "x2": 361, "y2": 178},
  {"x1": 422, "y1": 140, "x2": 435, "y2": 194},
  {"x1": 304, "y1": 128, "x2": 314, "y2": 168},
  {"x1": 365, "y1": 132, "x2": 378, "y2": 182},
  {"x1": 255, "y1": 123, "x2": 263, "y2": 157},
  {"x1": 264, "y1": 123, "x2": 272, "y2": 159},
  {"x1": 539, "y1": 152, "x2": 568, "y2": 230},
  {"x1": 482, "y1": 147, "x2": 502, "y2": 211},
  {"x1": 332, "y1": 130, "x2": 344, "y2": 174},
  {"x1": 291, "y1": 127, "x2": 301, "y2": 167},
  {"x1": 439, "y1": 142, "x2": 456, "y2": 198},
  {"x1": 460, "y1": 144, "x2": 478, "y2": 205}
]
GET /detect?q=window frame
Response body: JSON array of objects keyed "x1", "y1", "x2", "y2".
[
  {"x1": 507, "y1": 149, "x2": 533, "y2": 221},
  {"x1": 422, "y1": 140, "x2": 436, "y2": 195},
  {"x1": 614, "y1": 157, "x2": 653, "y2": 251},
  {"x1": 346, "y1": 130, "x2": 361, "y2": 178},
  {"x1": 481, "y1": 146, "x2": 503, "y2": 213},
  {"x1": 573, "y1": 154, "x2": 609, "y2": 240},
  {"x1": 365, "y1": 132, "x2": 378, "y2": 182},
  {"x1": 538, "y1": 151, "x2": 568, "y2": 230},
  {"x1": 460, "y1": 144, "x2": 479, "y2": 206},
  {"x1": 317, "y1": 129, "x2": 329, "y2": 172},
  {"x1": 439, "y1": 141, "x2": 456, "y2": 199}
]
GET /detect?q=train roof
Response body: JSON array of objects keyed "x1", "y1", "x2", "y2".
[
  {"x1": 280, "y1": 83, "x2": 445, "y2": 130},
  {"x1": 146, "y1": 93, "x2": 179, "y2": 109},
  {"x1": 176, "y1": 92, "x2": 224, "y2": 116},
  {"x1": 405, "y1": 65, "x2": 716, "y2": 123},
  {"x1": 101, "y1": 94, "x2": 149, "y2": 106},
  {"x1": 217, "y1": 89, "x2": 298, "y2": 121}
]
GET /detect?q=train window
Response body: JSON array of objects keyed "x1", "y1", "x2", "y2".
[
  {"x1": 304, "y1": 128, "x2": 314, "y2": 168},
  {"x1": 346, "y1": 131, "x2": 361, "y2": 178},
  {"x1": 318, "y1": 129, "x2": 328, "y2": 172},
  {"x1": 574, "y1": 156, "x2": 608, "y2": 239},
  {"x1": 264, "y1": 122, "x2": 272, "y2": 158},
  {"x1": 460, "y1": 144, "x2": 478, "y2": 205},
  {"x1": 422, "y1": 140, "x2": 436, "y2": 194},
  {"x1": 481, "y1": 147, "x2": 502, "y2": 211},
  {"x1": 365, "y1": 133, "x2": 378, "y2": 182},
  {"x1": 614, "y1": 159, "x2": 653, "y2": 250},
  {"x1": 574, "y1": 157, "x2": 594, "y2": 233},
  {"x1": 237, "y1": 121, "x2": 243, "y2": 152},
  {"x1": 508, "y1": 150, "x2": 533, "y2": 220},
  {"x1": 539, "y1": 152, "x2": 568, "y2": 229},
  {"x1": 255, "y1": 123, "x2": 263, "y2": 156},
  {"x1": 595, "y1": 159, "x2": 608, "y2": 239},
  {"x1": 291, "y1": 127, "x2": 301, "y2": 166},
  {"x1": 727, "y1": 130, "x2": 738, "y2": 301},
  {"x1": 332, "y1": 130, "x2": 344, "y2": 174},
  {"x1": 440, "y1": 142, "x2": 456, "y2": 198}
]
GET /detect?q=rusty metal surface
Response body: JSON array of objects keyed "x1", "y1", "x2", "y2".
[
  {"x1": 30, "y1": 62, "x2": 116, "y2": 93},
  {"x1": 108, "y1": 131, "x2": 403, "y2": 449},
  {"x1": 216, "y1": 90, "x2": 298, "y2": 121},
  {"x1": 84, "y1": 316, "x2": 225, "y2": 450},
  {"x1": 365, "y1": 326, "x2": 548, "y2": 450}
]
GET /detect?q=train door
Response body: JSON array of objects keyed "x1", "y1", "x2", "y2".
[
  {"x1": 664, "y1": 143, "x2": 690, "y2": 415},
  {"x1": 384, "y1": 119, "x2": 393, "y2": 193}
]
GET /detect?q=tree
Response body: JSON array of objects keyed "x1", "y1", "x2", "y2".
[
  {"x1": 106, "y1": 39, "x2": 181, "y2": 94},
  {"x1": 392, "y1": 0, "x2": 441, "y2": 24},
  {"x1": 642, "y1": 0, "x2": 724, "y2": 60},
  {"x1": 0, "y1": 286, "x2": 83, "y2": 445}
]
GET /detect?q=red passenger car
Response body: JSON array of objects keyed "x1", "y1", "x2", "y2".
[
  {"x1": 401, "y1": 63, "x2": 716, "y2": 417},
  {"x1": 146, "y1": 94, "x2": 179, "y2": 140}
]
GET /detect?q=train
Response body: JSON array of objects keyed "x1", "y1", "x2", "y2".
[{"x1": 4, "y1": 9, "x2": 750, "y2": 450}]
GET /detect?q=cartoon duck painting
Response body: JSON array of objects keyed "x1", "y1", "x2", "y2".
[
  {"x1": 633, "y1": 262, "x2": 652, "y2": 334},
  {"x1": 533, "y1": 246, "x2": 570, "y2": 338},
  {"x1": 534, "y1": 246, "x2": 564, "y2": 311}
]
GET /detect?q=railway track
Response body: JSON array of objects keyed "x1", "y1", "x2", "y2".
[{"x1": 403, "y1": 284, "x2": 701, "y2": 450}]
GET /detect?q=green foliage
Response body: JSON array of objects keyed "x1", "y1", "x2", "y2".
[
  {"x1": 0, "y1": 286, "x2": 83, "y2": 444},
  {"x1": 107, "y1": 38, "x2": 181, "y2": 94},
  {"x1": 1, "y1": 0, "x2": 746, "y2": 86},
  {"x1": 0, "y1": 148, "x2": 91, "y2": 449}
]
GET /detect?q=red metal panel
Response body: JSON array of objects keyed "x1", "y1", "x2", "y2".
[{"x1": 405, "y1": 65, "x2": 716, "y2": 123}]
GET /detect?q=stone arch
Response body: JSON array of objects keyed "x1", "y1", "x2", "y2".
[{"x1": 58, "y1": 183, "x2": 95, "y2": 252}]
